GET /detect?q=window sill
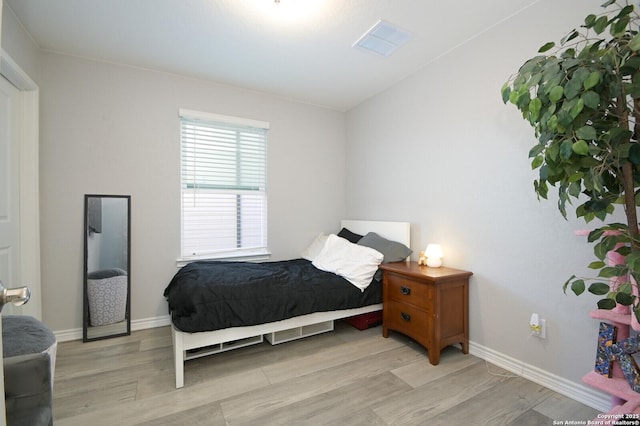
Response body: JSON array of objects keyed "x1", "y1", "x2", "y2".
[{"x1": 176, "y1": 251, "x2": 272, "y2": 268}]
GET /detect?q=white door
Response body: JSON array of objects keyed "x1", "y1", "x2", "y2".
[
  {"x1": 0, "y1": 72, "x2": 18, "y2": 426},
  {"x1": 0, "y1": 45, "x2": 42, "y2": 426},
  {"x1": 0, "y1": 75, "x2": 21, "y2": 310},
  {"x1": 0, "y1": 63, "x2": 41, "y2": 320},
  {"x1": 0, "y1": 65, "x2": 39, "y2": 426}
]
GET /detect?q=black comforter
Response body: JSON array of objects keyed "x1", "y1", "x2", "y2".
[{"x1": 164, "y1": 258, "x2": 382, "y2": 333}]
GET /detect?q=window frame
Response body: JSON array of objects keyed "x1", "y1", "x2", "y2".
[{"x1": 177, "y1": 109, "x2": 270, "y2": 265}]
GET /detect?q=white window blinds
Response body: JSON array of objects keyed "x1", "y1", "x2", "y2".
[{"x1": 180, "y1": 110, "x2": 268, "y2": 259}]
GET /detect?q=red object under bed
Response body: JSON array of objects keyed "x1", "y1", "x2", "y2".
[{"x1": 342, "y1": 310, "x2": 382, "y2": 330}]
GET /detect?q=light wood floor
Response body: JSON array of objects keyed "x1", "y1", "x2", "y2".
[{"x1": 52, "y1": 322, "x2": 600, "y2": 425}]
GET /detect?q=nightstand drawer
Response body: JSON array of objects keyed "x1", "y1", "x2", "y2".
[
  {"x1": 386, "y1": 273, "x2": 431, "y2": 305},
  {"x1": 384, "y1": 300, "x2": 430, "y2": 336}
]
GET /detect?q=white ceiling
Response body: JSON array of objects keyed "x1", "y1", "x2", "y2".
[{"x1": 5, "y1": 0, "x2": 538, "y2": 111}]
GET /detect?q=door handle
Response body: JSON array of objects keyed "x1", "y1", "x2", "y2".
[
  {"x1": 401, "y1": 312, "x2": 411, "y2": 322},
  {"x1": 400, "y1": 286, "x2": 411, "y2": 295},
  {"x1": 0, "y1": 280, "x2": 30, "y2": 312}
]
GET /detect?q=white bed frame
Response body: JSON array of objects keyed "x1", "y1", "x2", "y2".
[{"x1": 171, "y1": 219, "x2": 411, "y2": 388}]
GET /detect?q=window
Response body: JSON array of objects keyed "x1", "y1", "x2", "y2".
[{"x1": 179, "y1": 109, "x2": 268, "y2": 260}]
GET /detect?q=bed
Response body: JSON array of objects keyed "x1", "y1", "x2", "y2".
[{"x1": 165, "y1": 219, "x2": 411, "y2": 388}]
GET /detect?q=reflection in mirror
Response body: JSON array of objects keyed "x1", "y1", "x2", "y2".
[{"x1": 83, "y1": 194, "x2": 131, "y2": 341}]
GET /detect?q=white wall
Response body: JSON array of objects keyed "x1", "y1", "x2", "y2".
[
  {"x1": 346, "y1": 0, "x2": 616, "y2": 397},
  {"x1": 37, "y1": 52, "x2": 347, "y2": 332},
  {"x1": 0, "y1": 4, "x2": 39, "y2": 83}
]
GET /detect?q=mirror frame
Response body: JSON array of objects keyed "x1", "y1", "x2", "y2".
[{"x1": 83, "y1": 194, "x2": 131, "y2": 342}]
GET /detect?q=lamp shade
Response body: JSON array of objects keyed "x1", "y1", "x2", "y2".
[{"x1": 424, "y1": 243, "x2": 443, "y2": 267}]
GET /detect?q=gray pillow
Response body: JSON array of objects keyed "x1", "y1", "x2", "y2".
[{"x1": 357, "y1": 232, "x2": 412, "y2": 263}]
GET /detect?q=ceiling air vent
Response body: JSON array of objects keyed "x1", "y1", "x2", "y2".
[{"x1": 353, "y1": 20, "x2": 411, "y2": 57}]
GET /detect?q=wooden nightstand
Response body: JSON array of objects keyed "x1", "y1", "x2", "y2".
[{"x1": 379, "y1": 261, "x2": 472, "y2": 365}]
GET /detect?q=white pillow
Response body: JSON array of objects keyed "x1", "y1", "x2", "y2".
[
  {"x1": 312, "y1": 234, "x2": 384, "y2": 291},
  {"x1": 301, "y1": 232, "x2": 329, "y2": 261}
]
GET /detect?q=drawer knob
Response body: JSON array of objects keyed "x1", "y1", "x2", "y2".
[
  {"x1": 400, "y1": 286, "x2": 411, "y2": 295},
  {"x1": 401, "y1": 312, "x2": 411, "y2": 322}
]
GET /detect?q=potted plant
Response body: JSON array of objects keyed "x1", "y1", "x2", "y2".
[{"x1": 501, "y1": 0, "x2": 640, "y2": 318}]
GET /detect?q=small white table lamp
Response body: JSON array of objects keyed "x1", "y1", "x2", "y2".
[{"x1": 425, "y1": 244, "x2": 443, "y2": 267}]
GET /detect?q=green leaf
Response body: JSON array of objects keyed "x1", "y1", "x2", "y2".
[
  {"x1": 583, "y1": 71, "x2": 601, "y2": 90},
  {"x1": 588, "y1": 228, "x2": 605, "y2": 242},
  {"x1": 616, "y1": 292, "x2": 634, "y2": 306},
  {"x1": 509, "y1": 89, "x2": 520, "y2": 105},
  {"x1": 594, "y1": 16, "x2": 609, "y2": 34},
  {"x1": 617, "y1": 5, "x2": 634, "y2": 18},
  {"x1": 519, "y1": 56, "x2": 544, "y2": 74},
  {"x1": 619, "y1": 143, "x2": 632, "y2": 159},
  {"x1": 571, "y1": 279, "x2": 585, "y2": 295},
  {"x1": 609, "y1": 14, "x2": 633, "y2": 37},
  {"x1": 618, "y1": 282, "x2": 633, "y2": 295},
  {"x1": 529, "y1": 98, "x2": 542, "y2": 120},
  {"x1": 588, "y1": 261, "x2": 606, "y2": 269},
  {"x1": 616, "y1": 246, "x2": 632, "y2": 257},
  {"x1": 561, "y1": 30, "x2": 579, "y2": 45},
  {"x1": 568, "y1": 180, "x2": 581, "y2": 197},
  {"x1": 576, "y1": 126, "x2": 597, "y2": 140},
  {"x1": 597, "y1": 298, "x2": 616, "y2": 310},
  {"x1": 547, "y1": 143, "x2": 559, "y2": 161},
  {"x1": 621, "y1": 56, "x2": 640, "y2": 76},
  {"x1": 579, "y1": 156, "x2": 601, "y2": 169},
  {"x1": 611, "y1": 127, "x2": 632, "y2": 145},
  {"x1": 549, "y1": 86, "x2": 564, "y2": 102},
  {"x1": 565, "y1": 78, "x2": 583, "y2": 100},
  {"x1": 557, "y1": 109, "x2": 573, "y2": 130},
  {"x1": 560, "y1": 139, "x2": 573, "y2": 159},
  {"x1": 561, "y1": 48, "x2": 577, "y2": 60},
  {"x1": 568, "y1": 171, "x2": 583, "y2": 182},
  {"x1": 630, "y1": 33, "x2": 640, "y2": 52},
  {"x1": 572, "y1": 140, "x2": 589, "y2": 155},
  {"x1": 627, "y1": 81, "x2": 640, "y2": 98},
  {"x1": 563, "y1": 275, "x2": 576, "y2": 293},
  {"x1": 538, "y1": 42, "x2": 555, "y2": 53},
  {"x1": 629, "y1": 144, "x2": 640, "y2": 164},
  {"x1": 531, "y1": 155, "x2": 544, "y2": 169},
  {"x1": 528, "y1": 144, "x2": 545, "y2": 158},
  {"x1": 584, "y1": 14, "x2": 596, "y2": 28},
  {"x1": 516, "y1": 90, "x2": 530, "y2": 109},
  {"x1": 570, "y1": 98, "x2": 584, "y2": 118},
  {"x1": 534, "y1": 180, "x2": 548, "y2": 199},
  {"x1": 527, "y1": 72, "x2": 542, "y2": 89},
  {"x1": 599, "y1": 266, "x2": 628, "y2": 278},
  {"x1": 582, "y1": 91, "x2": 600, "y2": 109},
  {"x1": 501, "y1": 83, "x2": 512, "y2": 104},
  {"x1": 611, "y1": 15, "x2": 630, "y2": 37},
  {"x1": 589, "y1": 282, "x2": 611, "y2": 295},
  {"x1": 594, "y1": 241, "x2": 609, "y2": 260}
]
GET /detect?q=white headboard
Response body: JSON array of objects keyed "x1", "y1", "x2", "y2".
[{"x1": 340, "y1": 220, "x2": 411, "y2": 247}]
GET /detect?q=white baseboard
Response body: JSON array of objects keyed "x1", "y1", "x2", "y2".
[
  {"x1": 469, "y1": 340, "x2": 610, "y2": 413},
  {"x1": 132, "y1": 315, "x2": 171, "y2": 330},
  {"x1": 53, "y1": 315, "x2": 171, "y2": 342}
]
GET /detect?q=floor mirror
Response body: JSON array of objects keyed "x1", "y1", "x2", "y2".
[{"x1": 83, "y1": 194, "x2": 131, "y2": 341}]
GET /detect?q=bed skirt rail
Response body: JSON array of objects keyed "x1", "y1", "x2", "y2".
[{"x1": 171, "y1": 303, "x2": 383, "y2": 388}]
